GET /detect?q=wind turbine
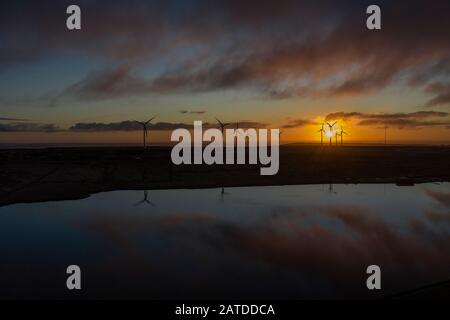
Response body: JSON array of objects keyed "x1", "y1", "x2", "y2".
[
  {"x1": 335, "y1": 131, "x2": 339, "y2": 145},
  {"x1": 339, "y1": 127, "x2": 348, "y2": 144},
  {"x1": 318, "y1": 123, "x2": 325, "y2": 145},
  {"x1": 234, "y1": 120, "x2": 241, "y2": 154},
  {"x1": 134, "y1": 115, "x2": 157, "y2": 148},
  {"x1": 216, "y1": 117, "x2": 231, "y2": 134},
  {"x1": 276, "y1": 130, "x2": 283, "y2": 144},
  {"x1": 326, "y1": 121, "x2": 337, "y2": 145},
  {"x1": 216, "y1": 117, "x2": 231, "y2": 149},
  {"x1": 235, "y1": 120, "x2": 244, "y2": 136}
]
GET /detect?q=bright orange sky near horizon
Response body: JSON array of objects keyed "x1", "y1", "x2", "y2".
[{"x1": 1, "y1": 121, "x2": 449, "y2": 145}]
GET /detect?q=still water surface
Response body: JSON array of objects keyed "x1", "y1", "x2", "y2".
[{"x1": 0, "y1": 183, "x2": 449, "y2": 299}]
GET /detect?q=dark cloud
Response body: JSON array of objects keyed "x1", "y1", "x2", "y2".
[
  {"x1": 178, "y1": 110, "x2": 207, "y2": 114},
  {"x1": 0, "y1": 118, "x2": 269, "y2": 133},
  {"x1": 69, "y1": 120, "x2": 140, "y2": 132},
  {"x1": 151, "y1": 122, "x2": 208, "y2": 131},
  {"x1": 0, "y1": 122, "x2": 61, "y2": 132},
  {"x1": 69, "y1": 121, "x2": 199, "y2": 132},
  {"x1": 236, "y1": 121, "x2": 268, "y2": 129},
  {"x1": 357, "y1": 119, "x2": 450, "y2": 129},
  {"x1": 62, "y1": 66, "x2": 152, "y2": 101},
  {"x1": 3, "y1": 0, "x2": 448, "y2": 105},
  {"x1": 282, "y1": 119, "x2": 315, "y2": 128},
  {"x1": 0, "y1": 1, "x2": 214, "y2": 67},
  {"x1": 325, "y1": 112, "x2": 364, "y2": 121},
  {"x1": 69, "y1": 120, "x2": 268, "y2": 132},
  {"x1": 0, "y1": 117, "x2": 29, "y2": 121},
  {"x1": 325, "y1": 111, "x2": 450, "y2": 129},
  {"x1": 327, "y1": 111, "x2": 449, "y2": 120},
  {"x1": 424, "y1": 83, "x2": 450, "y2": 107},
  {"x1": 132, "y1": 0, "x2": 450, "y2": 101}
]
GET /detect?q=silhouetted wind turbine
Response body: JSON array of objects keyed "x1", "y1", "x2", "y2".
[
  {"x1": 235, "y1": 120, "x2": 244, "y2": 135},
  {"x1": 326, "y1": 121, "x2": 337, "y2": 145},
  {"x1": 318, "y1": 123, "x2": 325, "y2": 145},
  {"x1": 134, "y1": 115, "x2": 157, "y2": 148},
  {"x1": 216, "y1": 118, "x2": 232, "y2": 149},
  {"x1": 276, "y1": 129, "x2": 283, "y2": 141},
  {"x1": 216, "y1": 117, "x2": 231, "y2": 134},
  {"x1": 339, "y1": 127, "x2": 348, "y2": 144},
  {"x1": 234, "y1": 120, "x2": 241, "y2": 154}
]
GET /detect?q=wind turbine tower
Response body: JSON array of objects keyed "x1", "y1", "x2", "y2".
[
  {"x1": 339, "y1": 127, "x2": 348, "y2": 144},
  {"x1": 318, "y1": 123, "x2": 325, "y2": 145},
  {"x1": 215, "y1": 117, "x2": 231, "y2": 134},
  {"x1": 326, "y1": 121, "x2": 337, "y2": 145},
  {"x1": 134, "y1": 115, "x2": 157, "y2": 148}
]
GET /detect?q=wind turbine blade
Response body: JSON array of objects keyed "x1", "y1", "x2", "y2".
[
  {"x1": 215, "y1": 117, "x2": 224, "y2": 127},
  {"x1": 146, "y1": 115, "x2": 157, "y2": 124}
]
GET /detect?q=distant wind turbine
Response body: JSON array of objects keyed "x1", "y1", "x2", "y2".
[
  {"x1": 234, "y1": 120, "x2": 242, "y2": 153},
  {"x1": 318, "y1": 123, "x2": 325, "y2": 145},
  {"x1": 235, "y1": 120, "x2": 243, "y2": 135},
  {"x1": 216, "y1": 117, "x2": 231, "y2": 134},
  {"x1": 216, "y1": 118, "x2": 232, "y2": 148},
  {"x1": 134, "y1": 115, "x2": 157, "y2": 148},
  {"x1": 339, "y1": 127, "x2": 348, "y2": 144},
  {"x1": 326, "y1": 121, "x2": 337, "y2": 145},
  {"x1": 274, "y1": 130, "x2": 284, "y2": 146}
]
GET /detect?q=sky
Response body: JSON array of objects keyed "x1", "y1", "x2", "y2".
[{"x1": 0, "y1": 0, "x2": 449, "y2": 145}]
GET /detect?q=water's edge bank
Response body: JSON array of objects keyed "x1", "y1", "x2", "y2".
[{"x1": 1, "y1": 145, "x2": 449, "y2": 206}]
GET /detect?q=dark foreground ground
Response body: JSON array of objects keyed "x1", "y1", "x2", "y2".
[{"x1": 0, "y1": 145, "x2": 449, "y2": 206}]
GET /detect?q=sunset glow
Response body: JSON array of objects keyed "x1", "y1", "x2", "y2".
[
  {"x1": 1, "y1": 0, "x2": 450, "y2": 303},
  {"x1": 0, "y1": 1, "x2": 449, "y2": 145}
]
